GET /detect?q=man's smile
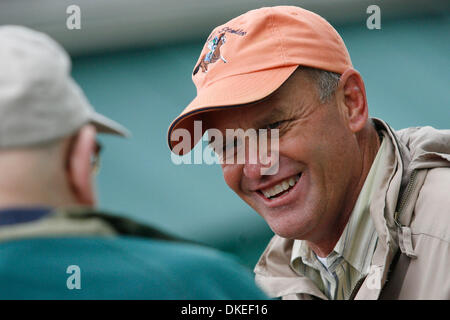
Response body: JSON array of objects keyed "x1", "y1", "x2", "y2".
[{"x1": 255, "y1": 172, "x2": 303, "y2": 208}]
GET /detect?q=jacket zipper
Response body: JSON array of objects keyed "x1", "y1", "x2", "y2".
[
  {"x1": 394, "y1": 170, "x2": 418, "y2": 227},
  {"x1": 348, "y1": 276, "x2": 366, "y2": 300}
]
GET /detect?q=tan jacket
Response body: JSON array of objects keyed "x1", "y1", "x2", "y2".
[{"x1": 254, "y1": 118, "x2": 450, "y2": 299}]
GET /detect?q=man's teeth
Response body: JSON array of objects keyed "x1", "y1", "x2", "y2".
[{"x1": 261, "y1": 174, "x2": 300, "y2": 199}]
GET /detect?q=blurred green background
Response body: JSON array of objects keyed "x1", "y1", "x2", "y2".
[{"x1": 2, "y1": 0, "x2": 448, "y2": 268}]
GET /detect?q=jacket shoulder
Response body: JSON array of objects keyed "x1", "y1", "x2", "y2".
[
  {"x1": 412, "y1": 167, "x2": 450, "y2": 242},
  {"x1": 384, "y1": 168, "x2": 450, "y2": 299}
]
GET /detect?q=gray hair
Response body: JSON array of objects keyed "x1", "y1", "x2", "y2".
[{"x1": 300, "y1": 66, "x2": 341, "y2": 103}]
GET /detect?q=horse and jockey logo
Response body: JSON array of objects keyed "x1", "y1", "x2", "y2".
[{"x1": 193, "y1": 33, "x2": 227, "y2": 75}]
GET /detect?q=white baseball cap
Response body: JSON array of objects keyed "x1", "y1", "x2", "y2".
[{"x1": 0, "y1": 25, "x2": 130, "y2": 148}]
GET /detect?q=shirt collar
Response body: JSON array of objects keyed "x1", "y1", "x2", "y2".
[{"x1": 0, "y1": 207, "x2": 52, "y2": 226}]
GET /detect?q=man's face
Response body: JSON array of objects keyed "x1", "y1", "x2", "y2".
[{"x1": 205, "y1": 70, "x2": 363, "y2": 241}]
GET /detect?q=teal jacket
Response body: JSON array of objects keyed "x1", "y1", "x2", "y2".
[{"x1": 0, "y1": 208, "x2": 267, "y2": 300}]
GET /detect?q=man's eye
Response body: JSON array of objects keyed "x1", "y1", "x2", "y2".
[{"x1": 266, "y1": 120, "x2": 286, "y2": 130}]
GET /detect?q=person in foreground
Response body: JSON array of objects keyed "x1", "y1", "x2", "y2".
[
  {"x1": 0, "y1": 25, "x2": 267, "y2": 300},
  {"x1": 168, "y1": 6, "x2": 450, "y2": 299}
]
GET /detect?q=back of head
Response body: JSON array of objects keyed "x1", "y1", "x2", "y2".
[
  {"x1": 0, "y1": 138, "x2": 69, "y2": 207},
  {"x1": 0, "y1": 26, "x2": 129, "y2": 209}
]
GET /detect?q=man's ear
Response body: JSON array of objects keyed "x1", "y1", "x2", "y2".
[
  {"x1": 66, "y1": 125, "x2": 97, "y2": 206},
  {"x1": 336, "y1": 68, "x2": 368, "y2": 133}
]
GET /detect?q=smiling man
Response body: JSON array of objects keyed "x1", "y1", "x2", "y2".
[{"x1": 168, "y1": 6, "x2": 450, "y2": 299}]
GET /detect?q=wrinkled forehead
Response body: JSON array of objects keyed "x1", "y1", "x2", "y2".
[
  {"x1": 204, "y1": 88, "x2": 309, "y2": 136},
  {"x1": 202, "y1": 100, "x2": 282, "y2": 133}
]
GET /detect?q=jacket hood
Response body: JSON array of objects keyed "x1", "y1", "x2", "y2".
[{"x1": 396, "y1": 125, "x2": 450, "y2": 170}]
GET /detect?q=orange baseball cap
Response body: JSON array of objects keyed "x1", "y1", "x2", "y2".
[{"x1": 168, "y1": 6, "x2": 352, "y2": 155}]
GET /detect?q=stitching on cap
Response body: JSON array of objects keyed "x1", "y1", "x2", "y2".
[{"x1": 269, "y1": 9, "x2": 288, "y2": 66}]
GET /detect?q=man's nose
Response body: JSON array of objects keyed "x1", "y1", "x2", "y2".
[
  {"x1": 243, "y1": 163, "x2": 263, "y2": 180},
  {"x1": 242, "y1": 147, "x2": 279, "y2": 178}
]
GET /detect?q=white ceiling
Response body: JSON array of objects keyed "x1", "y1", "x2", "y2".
[{"x1": 0, "y1": 0, "x2": 448, "y2": 56}]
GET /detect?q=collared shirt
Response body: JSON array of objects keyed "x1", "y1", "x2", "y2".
[
  {"x1": 290, "y1": 137, "x2": 388, "y2": 300},
  {"x1": 0, "y1": 207, "x2": 51, "y2": 226}
]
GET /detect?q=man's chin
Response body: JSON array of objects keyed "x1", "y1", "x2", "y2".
[
  {"x1": 265, "y1": 220, "x2": 310, "y2": 240},
  {"x1": 250, "y1": 200, "x2": 317, "y2": 238},
  {"x1": 260, "y1": 210, "x2": 318, "y2": 240}
]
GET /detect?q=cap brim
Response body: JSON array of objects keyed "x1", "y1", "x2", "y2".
[
  {"x1": 168, "y1": 65, "x2": 298, "y2": 155},
  {"x1": 90, "y1": 112, "x2": 131, "y2": 138}
]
